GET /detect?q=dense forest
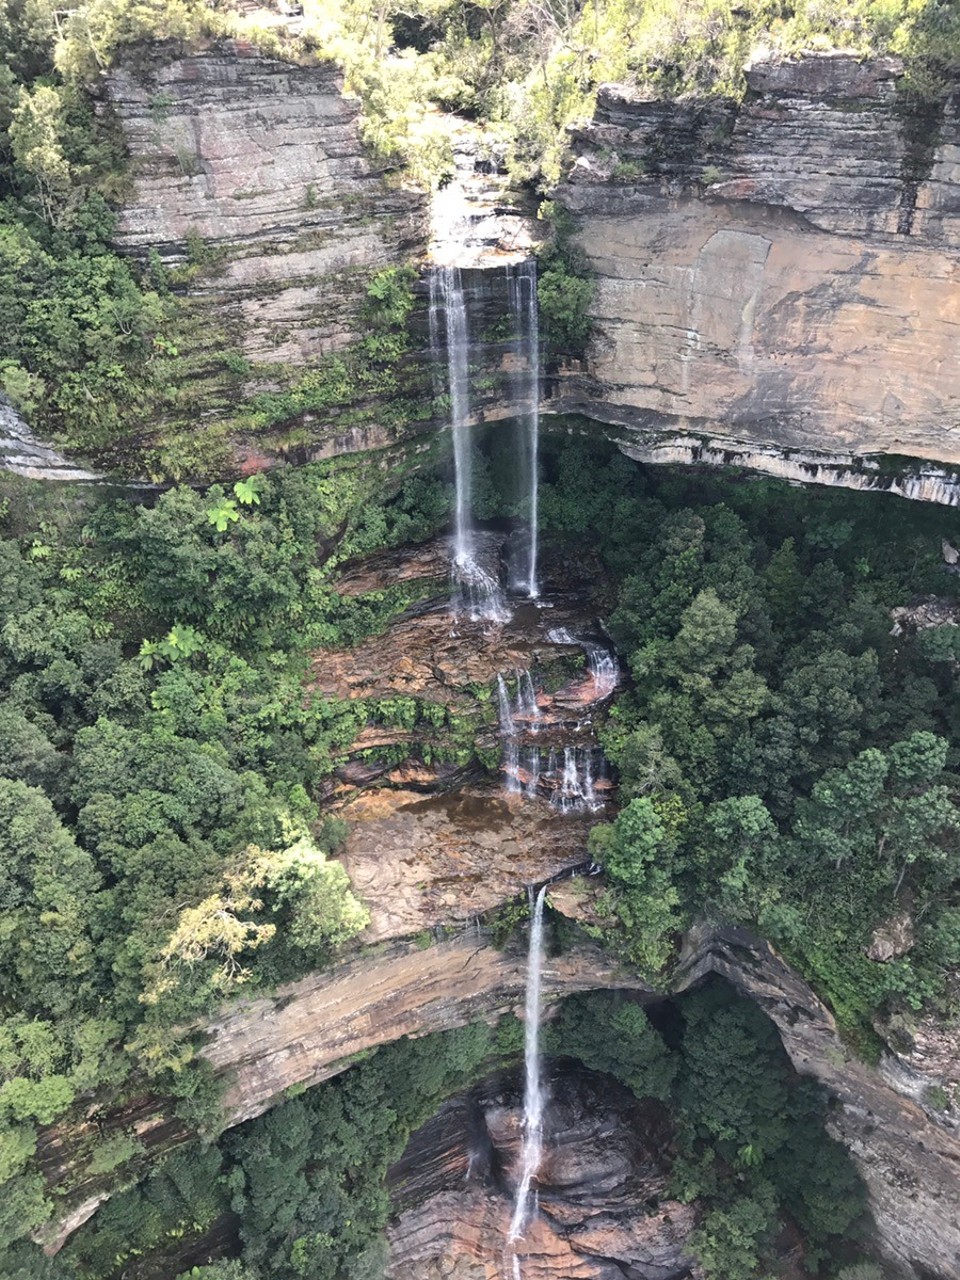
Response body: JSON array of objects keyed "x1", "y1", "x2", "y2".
[{"x1": 2, "y1": 436, "x2": 959, "y2": 1277}]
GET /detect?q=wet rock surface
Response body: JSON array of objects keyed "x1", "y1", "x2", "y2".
[
  {"x1": 317, "y1": 536, "x2": 618, "y2": 937},
  {"x1": 311, "y1": 532, "x2": 619, "y2": 806},
  {"x1": 385, "y1": 1064, "x2": 696, "y2": 1280},
  {"x1": 339, "y1": 786, "x2": 595, "y2": 942},
  {"x1": 312, "y1": 550, "x2": 606, "y2": 710}
]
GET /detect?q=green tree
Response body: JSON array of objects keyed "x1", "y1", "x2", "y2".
[
  {"x1": 9, "y1": 84, "x2": 72, "y2": 225},
  {"x1": 589, "y1": 796, "x2": 674, "y2": 887},
  {"x1": 547, "y1": 993, "x2": 676, "y2": 1100},
  {"x1": 0, "y1": 779, "x2": 100, "y2": 1016}
]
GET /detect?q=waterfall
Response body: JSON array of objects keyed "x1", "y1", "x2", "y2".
[
  {"x1": 583, "y1": 641, "x2": 618, "y2": 700},
  {"x1": 509, "y1": 884, "x2": 547, "y2": 1242},
  {"x1": 523, "y1": 747, "x2": 541, "y2": 798},
  {"x1": 429, "y1": 266, "x2": 509, "y2": 623},
  {"x1": 514, "y1": 669, "x2": 541, "y2": 730},
  {"x1": 503, "y1": 740, "x2": 522, "y2": 794},
  {"x1": 553, "y1": 747, "x2": 603, "y2": 814},
  {"x1": 429, "y1": 265, "x2": 473, "y2": 569},
  {"x1": 546, "y1": 627, "x2": 619, "y2": 702},
  {"x1": 507, "y1": 261, "x2": 540, "y2": 599},
  {"x1": 497, "y1": 673, "x2": 516, "y2": 737}
]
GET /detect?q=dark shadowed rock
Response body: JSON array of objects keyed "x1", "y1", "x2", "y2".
[{"x1": 385, "y1": 1064, "x2": 697, "y2": 1280}]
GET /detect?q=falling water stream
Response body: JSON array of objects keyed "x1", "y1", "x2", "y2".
[
  {"x1": 509, "y1": 884, "x2": 548, "y2": 1245},
  {"x1": 428, "y1": 259, "x2": 543, "y2": 620},
  {"x1": 429, "y1": 266, "x2": 472, "y2": 569},
  {"x1": 507, "y1": 261, "x2": 540, "y2": 599},
  {"x1": 428, "y1": 266, "x2": 509, "y2": 623},
  {"x1": 497, "y1": 673, "x2": 516, "y2": 737}
]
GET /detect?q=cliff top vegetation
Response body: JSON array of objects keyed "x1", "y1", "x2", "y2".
[{"x1": 40, "y1": 0, "x2": 960, "y2": 180}]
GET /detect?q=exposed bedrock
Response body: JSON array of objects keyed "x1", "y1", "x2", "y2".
[
  {"x1": 102, "y1": 41, "x2": 426, "y2": 386},
  {"x1": 0, "y1": 397, "x2": 102, "y2": 483},
  {"x1": 385, "y1": 1065, "x2": 696, "y2": 1280},
  {"x1": 42, "y1": 913, "x2": 960, "y2": 1278},
  {"x1": 10, "y1": 48, "x2": 960, "y2": 497},
  {"x1": 554, "y1": 55, "x2": 960, "y2": 485},
  {"x1": 197, "y1": 919, "x2": 960, "y2": 1278},
  {"x1": 676, "y1": 925, "x2": 960, "y2": 1280}
]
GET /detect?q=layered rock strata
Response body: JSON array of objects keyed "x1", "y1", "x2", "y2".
[
  {"x1": 556, "y1": 55, "x2": 960, "y2": 481},
  {"x1": 676, "y1": 925, "x2": 960, "y2": 1280},
  {"x1": 0, "y1": 398, "x2": 100, "y2": 483},
  {"x1": 385, "y1": 1066, "x2": 696, "y2": 1279},
  {"x1": 103, "y1": 42, "x2": 426, "y2": 390},
  {"x1": 41, "y1": 919, "x2": 960, "y2": 1279}
]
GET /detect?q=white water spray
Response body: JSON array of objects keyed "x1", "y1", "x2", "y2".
[
  {"x1": 514, "y1": 669, "x2": 541, "y2": 729},
  {"x1": 546, "y1": 627, "x2": 619, "y2": 702},
  {"x1": 503, "y1": 740, "x2": 522, "y2": 794},
  {"x1": 497, "y1": 673, "x2": 516, "y2": 736},
  {"x1": 430, "y1": 265, "x2": 473, "y2": 569},
  {"x1": 509, "y1": 884, "x2": 547, "y2": 1242},
  {"x1": 507, "y1": 261, "x2": 540, "y2": 599},
  {"x1": 583, "y1": 641, "x2": 618, "y2": 700},
  {"x1": 554, "y1": 747, "x2": 604, "y2": 813},
  {"x1": 429, "y1": 266, "x2": 509, "y2": 623}
]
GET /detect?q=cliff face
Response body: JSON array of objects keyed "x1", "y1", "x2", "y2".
[
  {"x1": 385, "y1": 1067, "x2": 696, "y2": 1279},
  {"x1": 42, "y1": 919, "x2": 960, "y2": 1279},
  {"x1": 676, "y1": 926, "x2": 960, "y2": 1280},
  {"x1": 197, "y1": 922, "x2": 960, "y2": 1278},
  {"x1": 0, "y1": 398, "x2": 100, "y2": 482},
  {"x1": 556, "y1": 56, "x2": 960, "y2": 480},
  {"x1": 103, "y1": 41, "x2": 426, "y2": 415}
]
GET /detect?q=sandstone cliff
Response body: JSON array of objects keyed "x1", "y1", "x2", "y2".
[
  {"x1": 41, "y1": 918, "x2": 960, "y2": 1279},
  {"x1": 385, "y1": 1066, "x2": 697, "y2": 1279},
  {"x1": 103, "y1": 40, "x2": 427, "y2": 435},
  {"x1": 179, "y1": 922, "x2": 960, "y2": 1278},
  {"x1": 556, "y1": 55, "x2": 960, "y2": 488},
  {"x1": 0, "y1": 398, "x2": 100, "y2": 483}
]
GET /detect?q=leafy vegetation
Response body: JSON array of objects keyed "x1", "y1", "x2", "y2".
[
  {"x1": 0, "y1": 460, "x2": 453, "y2": 1263},
  {"x1": 56, "y1": 984, "x2": 876, "y2": 1280},
  {"x1": 537, "y1": 435, "x2": 960, "y2": 1039},
  {"x1": 61, "y1": 1017, "x2": 525, "y2": 1280},
  {"x1": 276, "y1": 0, "x2": 960, "y2": 184},
  {"x1": 0, "y1": 424, "x2": 942, "y2": 1275}
]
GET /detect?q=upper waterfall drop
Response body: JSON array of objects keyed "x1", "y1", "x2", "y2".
[
  {"x1": 428, "y1": 265, "x2": 509, "y2": 624},
  {"x1": 507, "y1": 260, "x2": 541, "y2": 600},
  {"x1": 428, "y1": 265, "x2": 473, "y2": 571}
]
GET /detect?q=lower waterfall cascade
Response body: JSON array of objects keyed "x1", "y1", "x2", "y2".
[
  {"x1": 497, "y1": 637, "x2": 619, "y2": 812},
  {"x1": 508, "y1": 884, "x2": 548, "y2": 1249}
]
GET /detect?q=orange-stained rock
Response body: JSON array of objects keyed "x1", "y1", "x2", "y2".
[
  {"x1": 339, "y1": 786, "x2": 596, "y2": 942},
  {"x1": 386, "y1": 1066, "x2": 697, "y2": 1279}
]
